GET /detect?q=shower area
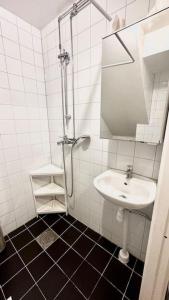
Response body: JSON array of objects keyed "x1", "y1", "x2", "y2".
[{"x1": 54, "y1": 0, "x2": 112, "y2": 209}]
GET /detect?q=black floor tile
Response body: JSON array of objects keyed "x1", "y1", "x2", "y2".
[
  {"x1": 57, "y1": 281, "x2": 85, "y2": 300},
  {"x1": 0, "y1": 240, "x2": 15, "y2": 264},
  {"x1": 52, "y1": 219, "x2": 70, "y2": 235},
  {"x1": 27, "y1": 252, "x2": 53, "y2": 281},
  {"x1": 38, "y1": 265, "x2": 68, "y2": 300},
  {"x1": 43, "y1": 214, "x2": 60, "y2": 226},
  {"x1": 73, "y1": 234, "x2": 94, "y2": 258},
  {"x1": 61, "y1": 226, "x2": 81, "y2": 245},
  {"x1": 114, "y1": 247, "x2": 137, "y2": 269},
  {"x1": 73, "y1": 220, "x2": 87, "y2": 232},
  {"x1": 57, "y1": 248, "x2": 83, "y2": 277},
  {"x1": 104, "y1": 257, "x2": 132, "y2": 293},
  {"x1": 22, "y1": 285, "x2": 45, "y2": 299},
  {"x1": 134, "y1": 259, "x2": 144, "y2": 276},
  {"x1": 0, "y1": 253, "x2": 24, "y2": 285},
  {"x1": 72, "y1": 261, "x2": 100, "y2": 298},
  {"x1": 8, "y1": 225, "x2": 26, "y2": 239},
  {"x1": 62, "y1": 214, "x2": 76, "y2": 224},
  {"x1": 25, "y1": 217, "x2": 40, "y2": 227},
  {"x1": 126, "y1": 272, "x2": 142, "y2": 300},
  {"x1": 11, "y1": 229, "x2": 33, "y2": 250},
  {"x1": 87, "y1": 244, "x2": 111, "y2": 273},
  {"x1": 85, "y1": 228, "x2": 101, "y2": 242},
  {"x1": 98, "y1": 237, "x2": 117, "y2": 255},
  {"x1": 3, "y1": 268, "x2": 34, "y2": 300},
  {"x1": 47, "y1": 238, "x2": 69, "y2": 262},
  {"x1": 19, "y1": 240, "x2": 43, "y2": 265},
  {"x1": 90, "y1": 277, "x2": 123, "y2": 300},
  {"x1": 0, "y1": 289, "x2": 4, "y2": 300},
  {"x1": 29, "y1": 220, "x2": 48, "y2": 238}
]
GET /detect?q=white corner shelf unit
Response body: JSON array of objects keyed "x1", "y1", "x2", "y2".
[{"x1": 30, "y1": 164, "x2": 67, "y2": 215}]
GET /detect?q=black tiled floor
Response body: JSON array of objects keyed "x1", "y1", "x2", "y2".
[
  {"x1": 98, "y1": 237, "x2": 117, "y2": 255},
  {"x1": 22, "y1": 285, "x2": 45, "y2": 299},
  {"x1": 0, "y1": 240, "x2": 15, "y2": 264},
  {"x1": 47, "y1": 238, "x2": 69, "y2": 262},
  {"x1": 25, "y1": 217, "x2": 40, "y2": 228},
  {"x1": 134, "y1": 259, "x2": 144, "y2": 276},
  {"x1": 11, "y1": 229, "x2": 33, "y2": 250},
  {"x1": 126, "y1": 272, "x2": 142, "y2": 300},
  {"x1": 0, "y1": 289, "x2": 4, "y2": 300},
  {"x1": 0, "y1": 214, "x2": 143, "y2": 300},
  {"x1": 61, "y1": 226, "x2": 81, "y2": 245},
  {"x1": 38, "y1": 265, "x2": 68, "y2": 300},
  {"x1": 8, "y1": 225, "x2": 26, "y2": 239},
  {"x1": 52, "y1": 218, "x2": 70, "y2": 235},
  {"x1": 43, "y1": 214, "x2": 60, "y2": 226},
  {"x1": 86, "y1": 244, "x2": 111, "y2": 273},
  {"x1": 104, "y1": 257, "x2": 132, "y2": 293},
  {"x1": 85, "y1": 228, "x2": 101, "y2": 242},
  {"x1": 3, "y1": 268, "x2": 34, "y2": 300},
  {"x1": 57, "y1": 248, "x2": 83, "y2": 277},
  {"x1": 62, "y1": 214, "x2": 76, "y2": 224},
  {"x1": 73, "y1": 220, "x2": 87, "y2": 232},
  {"x1": 73, "y1": 234, "x2": 94, "y2": 258},
  {"x1": 114, "y1": 247, "x2": 137, "y2": 269},
  {"x1": 57, "y1": 281, "x2": 85, "y2": 300},
  {"x1": 72, "y1": 261, "x2": 100, "y2": 298},
  {"x1": 0, "y1": 253, "x2": 24, "y2": 285},
  {"x1": 19, "y1": 240, "x2": 43, "y2": 265},
  {"x1": 29, "y1": 220, "x2": 48, "y2": 237},
  {"x1": 27, "y1": 252, "x2": 54, "y2": 281},
  {"x1": 90, "y1": 277, "x2": 123, "y2": 300}
]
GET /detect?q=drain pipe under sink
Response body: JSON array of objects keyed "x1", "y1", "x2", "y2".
[{"x1": 116, "y1": 207, "x2": 129, "y2": 264}]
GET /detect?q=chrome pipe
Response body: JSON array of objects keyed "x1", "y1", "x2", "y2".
[
  {"x1": 90, "y1": 0, "x2": 112, "y2": 21},
  {"x1": 70, "y1": 15, "x2": 76, "y2": 138}
]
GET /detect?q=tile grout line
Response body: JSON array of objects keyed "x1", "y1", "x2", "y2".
[
  {"x1": 26, "y1": 221, "x2": 88, "y2": 300},
  {"x1": 122, "y1": 258, "x2": 138, "y2": 300},
  {"x1": 1, "y1": 214, "x2": 143, "y2": 300},
  {"x1": 6, "y1": 235, "x2": 47, "y2": 300}
]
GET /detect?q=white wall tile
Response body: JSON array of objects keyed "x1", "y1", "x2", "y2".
[
  {"x1": 3, "y1": 38, "x2": 20, "y2": 59},
  {"x1": 6, "y1": 57, "x2": 22, "y2": 75},
  {"x1": 1, "y1": 19, "x2": 18, "y2": 42},
  {"x1": 0, "y1": 71, "x2": 9, "y2": 88},
  {"x1": 0, "y1": 10, "x2": 49, "y2": 235},
  {"x1": 0, "y1": 54, "x2": 6, "y2": 71},
  {"x1": 0, "y1": 36, "x2": 4, "y2": 54},
  {"x1": 8, "y1": 74, "x2": 24, "y2": 91},
  {"x1": 18, "y1": 28, "x2": 33, "y2": 49}
]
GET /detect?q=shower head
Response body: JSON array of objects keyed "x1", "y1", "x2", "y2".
[{"x1": 90, "y1": 0, "x2": 112, "y2": 22}]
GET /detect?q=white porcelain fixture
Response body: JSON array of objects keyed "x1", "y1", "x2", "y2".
[
  {"x1": 94, "y1": 169, "x2": 156, "y2": 210},
  {"x1": 94, "y1": 169, "x2": 156, "y2": 264}
]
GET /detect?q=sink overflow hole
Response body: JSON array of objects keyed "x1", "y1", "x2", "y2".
[{"x1": 119, "y1": 194, "x2": 127, "y2": 199}]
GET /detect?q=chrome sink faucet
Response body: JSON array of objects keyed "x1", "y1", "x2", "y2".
[{"x1": 126, "y1": 165, "x2": 133, "y2": 179}]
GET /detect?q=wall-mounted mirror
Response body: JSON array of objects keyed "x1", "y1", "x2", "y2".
[{"x1": 101, "y1": 8, "x2": 169, "y2": 144}]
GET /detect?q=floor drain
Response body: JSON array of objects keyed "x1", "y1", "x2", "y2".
[{"x1": 36, "y1": 228, "x2": 59, "y2": 250}]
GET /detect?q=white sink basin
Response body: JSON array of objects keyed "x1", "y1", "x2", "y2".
[{"x1": 94, "y1": 169, "x2": 156, "y2": 210}]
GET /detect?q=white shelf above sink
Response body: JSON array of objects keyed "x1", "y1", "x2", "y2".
[
  {"x1": 30, "y1": 164, "x2": 64, "y2": 176},
  {"x1": 37, "y1": 199, "x2": 66, "y2": 214},
  {"x1": 34, "y1": 183, "x2": 65, "y2": 197}
]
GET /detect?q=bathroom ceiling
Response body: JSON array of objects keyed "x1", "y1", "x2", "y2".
[{"x1": 0, "y1": 0, "x2": 74, "y2": 29}]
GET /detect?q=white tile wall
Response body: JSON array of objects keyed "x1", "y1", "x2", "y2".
[
  {"x1": 41, "y1": 0, "x2": 165, "y2": 261},
  {"x1": 0, "y1": 8, "x2": 50, "y2": 234}
]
